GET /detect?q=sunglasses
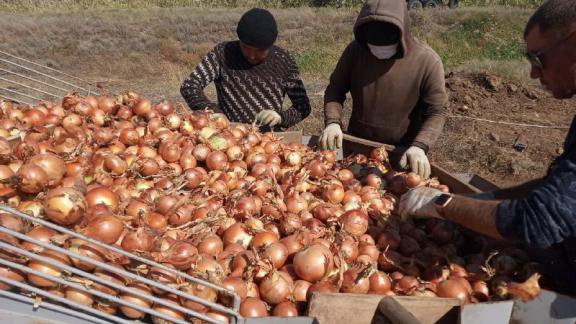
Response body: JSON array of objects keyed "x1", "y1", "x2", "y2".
[{"x1": 525, "y1": 31, "x2": 574, "y2": 69}]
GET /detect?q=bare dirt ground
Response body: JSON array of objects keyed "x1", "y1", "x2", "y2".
[{"x1": 433, "y1": 72, "x2": 575, "y2": 187}]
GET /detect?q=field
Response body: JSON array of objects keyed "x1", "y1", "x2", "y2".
[{"x1": 1, "y1": 3, "x2": 574, "y2": 188}]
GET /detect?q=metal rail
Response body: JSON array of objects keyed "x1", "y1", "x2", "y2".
[
  {"x1": 0, "y1": 204, "x2": 243, "y2": 324},
  {"x1": 0, "y1": 75, "x2": 61, "y2": 99},
  {"x1": 0, "y1": 50, "x2": 101, "y2": 105}
]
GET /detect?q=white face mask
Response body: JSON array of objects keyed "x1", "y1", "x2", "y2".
[{"x1": 367, "y1": 43, "x2": 398, "y2": 60}]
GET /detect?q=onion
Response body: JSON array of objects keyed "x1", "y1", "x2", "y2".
[
  {"x1": 370, "y1": 147, "x2": 388, "y2": 162},
  {"x1": 16, "y1": 200, "x2": 43, "y2": 218},
  {"x1": 437, "y1": 279, "x2": 470, "y2": 304},
  {"x1": 198, "y1": 234, "x2": 224, "y2": 258},
  {"x1": 148, "y1": 264, "x2": 180, "y2": 295},
  {"x1": 180, "y1": 282, "x2": 217, "y2": 313},
  {"x1": 16, "y1": 163, "x2": 48, "y2": 193},
  {"x1": 365, "y1": 174, "x2": 382, "y2": 189},
  {"x1": 27, "y1": 250, "x2": 71, "y2": 288},
  {"x1": 378, "y1": 250, "x2": 406, "y2": 272},
  {"x1": 133, "y1": 98, "x2": 152, "y2": 116},
  {"x1": 152, "y1": 294, "x2": 185, "y2": 323},
  {"x1": 0, "y1": 213, "x2": 24, "y2": 232},
  {"x1": 308, "y1": 160, "x2": 326, "y2": 179},
  {"x1": 92, "y1": 263, "x2": 127, "y2": 296},
  {"x1": 369, "y1": 271, "x2": 392, "y2": 294},
  {"x1": 219, "y1": 277, "x2": 248, "y2": 306},
  {"x1": 399, "y1": 236, "x2": 421, "y2": 256},
  {"x1": 240, "y1": 297, "x2": 268, "y2": 318},
  {"x1": 406, "y1": 172, "x2": 422, "y2": 188},
  {"x1": 206, "y1": 151, "x2": 228, "y2": 171},
  {"x1": 23, "y1": 109, "x2": 46, "y2": 127},
  {"x1": 160, "y1": 241, "x2": 198, "y2": 270},
  {"x1": 339, "y1": 236, "x2": 359, "y2": 263},
  {"x1": 263, "y1": 242, "x2": 288, "y2": 269},
  {"x1": 323, "y1": 184, "x2": 345, "y2": 204},
  {"x1": 260, "y1": 270, "x2": 294, "y2": 305},
  {"x1": 394, "y1": 275, "x2": 419, "y2": 295},
  {"x1": 44, "y1": 187, "x2": 86, "y2": 225},
  {"x1": 293, "y1": 244, "x2": 334, "y2": 283},
  {"x1": 222, "y1": 223, "x2": 253, "y2": 248},
  {"x1": 65, "y1": 287, "x2": 94, "y2": 306},
  {"x1": 472, "y1": 280, "x2": 490, "y2": 302},
  {"x1": 307, "y1": 281, "x2": 338, "y2": 299},
  {"x1": 0, "y1": 266, "x2": 25, "y2": 290},
  {"x1": 67, "y1": 239, "x2": 108, "y2": 271},
  {"x1": 279, "y1": 213, "x2": 302, "y2": 236},
  {"x1": 273, "y1": 301, "x2": 299, "y2": 317},
  {"x1": 21, "y1": 226, "x2": 57, "y2": 252},
  {"x1": 341, "y1": 266, "x2": 371, "y2": 294},
  {"x1": 119, "y1": 283, "x2": 153, "y2": 319},
  {"x1": 293, "y1": 280, "x2": 312, "y2": 302},
  {"x1": 377, "y1": 230, "x2": 401, "y2": 251},
  {"x1": 340, "y1": 209, "x2": 369, "y2": 236},
  {"x1": 85, "y1": 214, "x2": 124, "y2": 244},
  {"x1": 285, "y1": 194, "x2": 308, "y2": 214},
  {"x1": 121, "y1": 229, "x2": 154, "y2": 252},
  {"x1": 86, "y1": 187, "x2": 119, "y2": 212},
  {"x1": 29, "y1": 153, "x2": 66, "y2": 186},
  {"x1": 251, "y1": 231, "x2": 278, "y2": 249}
]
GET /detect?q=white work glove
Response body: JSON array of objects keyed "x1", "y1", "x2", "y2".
[
  {"x1": 398, "y1": 187, "x2": 445, "y2": 221},
  {"x1": 399, "y1": 146, "x2": 431, "y2": 179},
  {"x1": 256, "y1": 110, "x2": 282, "y2": 127},
  {"x1": 319, "y1": 123, "x2": 343, "y2": 151}
]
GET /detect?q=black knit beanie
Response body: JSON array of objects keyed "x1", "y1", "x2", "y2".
[{"x1": 237, "y1": 8, "x2": 278, "y2": 49}]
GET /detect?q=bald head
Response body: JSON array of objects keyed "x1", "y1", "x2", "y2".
[{"x1": 524, "y1": 0, "x2": 576, "y2": 40}]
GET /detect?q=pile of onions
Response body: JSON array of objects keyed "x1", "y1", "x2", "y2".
[{"x1": 0, "y1": 95, "x2": 541, "y2": 321}]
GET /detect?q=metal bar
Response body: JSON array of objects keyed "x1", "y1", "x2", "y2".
[
  {"x1": 0, "y1": 290, "x2": 120, "y2": 324},
  {"x1": 0, "y1": 276, "x2": 131, "y2": 324},
  {"x1": 0, "y1": 50, "x2": 93, "y2": 85},
  {"x1": 0, "y1": 76, "x2": 61, "y2": 98},
  {"x1": 0, "y1": 230, "x2": 230, "y2": 324},
  {"x1": 0, "y1": 94, "x2": 32, "y2": 106},
  {"x1": 0, "y1": 67, "x2": 71, "y2": 94},
  {"x1": 0, "y1": 86, "x2": 42, "y2": 101},
  {"x1": 0, "y1": 204, "x2": 241, "y2": 309},
  {"x1": 0, "y1": 256, "x2": 198, "y2": 324},
  {"x1": 0, "y1": 259, "x2": 188, "y2": 324},
  {"x1": 0, "y1": 58, "x2": 94, "y2": 95}
]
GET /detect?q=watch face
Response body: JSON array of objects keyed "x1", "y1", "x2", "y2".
[{"x1": 434, "y1": 194, "x2": 452, "y2": 207}]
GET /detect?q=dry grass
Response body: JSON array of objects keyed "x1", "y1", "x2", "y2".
[
  {"x1": 0, "y1": 6, "x2": 533, "y2": 118},
  {"x1": 0, "y1": 0, "x2": 540, "y2": 12}
]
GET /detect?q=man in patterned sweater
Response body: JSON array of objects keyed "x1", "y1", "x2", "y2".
[{"x1": 180, "y1": 8, "x2": 311, "y2": 130}]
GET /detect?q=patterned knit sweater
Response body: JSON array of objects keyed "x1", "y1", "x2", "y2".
[{"x1": 180, "y1": 41, "x2": 311, "y2": 128}]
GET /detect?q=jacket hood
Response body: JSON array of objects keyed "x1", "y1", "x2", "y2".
[{"x1": 353, "y1": 0, "x2": 413, "y2": 58}]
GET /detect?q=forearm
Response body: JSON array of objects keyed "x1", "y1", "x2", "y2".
[
  {"x1": 438, "y1": 195, "x2": 503, "y2": 240},
  {"x1": 413, "y1": 113, "x2": 446, "y2": 149},
  {"x1": 282, "y1": 78, "x2": 311, "y2": 128},
  {"x1": 489, "y1": 178, "x2": 544, "y2": 200},
  {"x1": 180, "y1": 81, "x2": 219, "y2": 111},
  {"x1": 181, "y1": 48, "x2": 221, "y2": 111},
  {"x1": 324, "y1": 101, "x2": 344, "y2": 126}
]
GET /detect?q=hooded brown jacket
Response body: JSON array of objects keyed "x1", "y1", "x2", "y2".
[{"x1": 324, "y1": 0, "x2": 447, "y2": 151}]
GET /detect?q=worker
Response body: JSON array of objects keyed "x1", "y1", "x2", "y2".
[
  {"x1": 319, "y1": 0, "x2": 448, "y2": 179},
  {"x1": 180, "y1": 8, "x2": 311, "y2": 130},
  {"x1": 400, "y1": 0, "x2": 576, "y2": 294}
]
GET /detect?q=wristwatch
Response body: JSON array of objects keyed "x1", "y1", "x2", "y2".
[{"x1": 433, "y1": 194, "x2": 453, "y2": 208}]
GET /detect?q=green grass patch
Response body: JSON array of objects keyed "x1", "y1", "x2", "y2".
[{"x1": 411, "y1": 9, "x2": 529, "y2": 70}]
